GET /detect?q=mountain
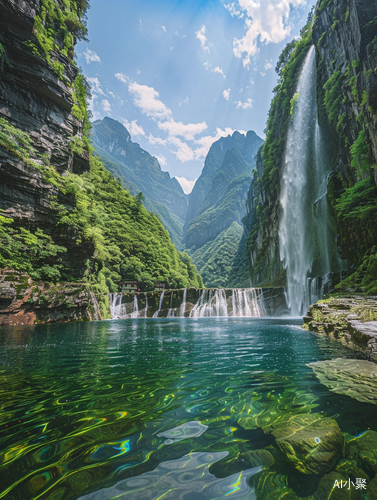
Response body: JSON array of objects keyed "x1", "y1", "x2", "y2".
[
  {"x1": 0, "y1": 0, "x2": 203, "y2": 324},
  {"x1": 91, "y1": 117, "x2": 188, "y2": 247},
  {"x1": 184, "y1": 130, "x2": 263, "y2": 287}
]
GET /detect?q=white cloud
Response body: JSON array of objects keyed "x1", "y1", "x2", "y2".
[
  {"x1": 175, "y1": 176, "x2": 197, "y2": 194},
  {"x1": 224, "y1": 2, "x2": 244, "y2": 17},
  {"x1": 122, "y1": 119, "x2": 145, "y2": 137},
  {"x1": 155, "y1": 155, "x2": 167, "y2": 166},
  {"x1": 168, "y1": 136, "x2": 195, "y2": 162},
  {"x1": 260, "y1": 71, "x2": 266, "y2": 76},
  {"x1": 194, "y1": 127, "x2": 246, "y2": 160},
  {"x1": 203, "y1": 61, "x2": 211, "y2": 71},
  {"x1": 127, "y1": 81, "x2": 172, "y2": 120},
  {"x1": 250, "y1": 77, "x2": 254, "y2": 85},
  {"x1": 102, "y1": 99, "x2": 111, "y2": 113},
  {"x1": 162, "y1": 25, "x2": 167, "y2": 32},
  {"x1": 230, "y1": 0, "x2": 307, "y2": 66},
  {"x1": 115, "y1": 72, "x2": 129, "y2": 85},
  {"x1": 158, "y1": 119, "x2": 207, "y2": 140},
  {"x1": 87, "y1": 77, "x2": 105, "y2": 96},
  {"x1": 137, "y1": 69, "x2": 141, "y2": 75},
  {"x1": 264, "y1": 59, "x2": 273, "y2": 70},
  {"x1": 196, "y1": 25, "x2": 210, "y2": 53},
  {"x1": 179, "y1": 96, "x2": 189, "y2": 106},
  {"x1": 235, "y1": 98, "x2": 253, "y2": 109},
  {"x1": 83, "y1": 48, "x2": 101, "y2": 64},
  {"x1": 223, "y1": 88, "x2": 231, "y2": 100},
  {"x1": 212, "y1": 66, "x2": 226, "y2": 78},
  {"x1": 148, "y1": 134, "x2": 167, "y2": 146}
]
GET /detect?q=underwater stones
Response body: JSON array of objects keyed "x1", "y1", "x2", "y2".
[
  {"x1": 314, "y1": 472, "x2": 362, "y2": 500},
  {"x1": 252, "y1": 471, "x2": 300, "y2": 500},
  {"x1": 209, "y1": 448, "x2": 274, "y2": 478},
  {"x1": 272, "y1": 414, "x2": 345, "y2": 475},
  {"x1": 308, "y1": 358, "x2": 377, "y2": 405},
  {"x1": 347, "y1": 431, "x2": 377, "y2": 475}
]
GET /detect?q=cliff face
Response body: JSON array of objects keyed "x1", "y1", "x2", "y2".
[
  {"x1": 0, "y1": 0, "x2": 92, "y2": 275},
  {"x1": 245, "y1": 0, "x2": 377, "y2": 289}
]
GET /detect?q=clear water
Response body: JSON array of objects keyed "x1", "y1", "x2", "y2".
[{"x1": 0, "y1": 319, "x2": 375, "y2": 499}]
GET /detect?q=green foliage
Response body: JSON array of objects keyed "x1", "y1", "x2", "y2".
[
  {"x1": 323, "y1": 70, "x2": 343, "y2": 127},
  {"x1": 0, "y1": 216, "x2": 66, "y2": 281},
  {"x1": 0, "y1": 117, "x2": 36, "y2": 165},
  {"x1": 33, "y1": 0, "x2": 89, "y2": 61},
  {"x1": 190, "y1": 222, "x2": 244, "y2": 288},
  {"x1": 73, "y1": 72, "x2": 92, "y2": 148},
  {"x1": 290, "y1": 92, "x2": 300, "y2": 116},
  {"x1": 350, "y1": 130, "x2": 370, "y2": 175},
  {"x1": 333, "y1": 177, "x2": 377, "y2": 265}
]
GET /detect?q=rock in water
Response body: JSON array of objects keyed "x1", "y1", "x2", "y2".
[
  {"x1": 308, "y1": 358, "x2": 377, "y2": 405},
  {"x1": 272, "y1": 414, "x2": 345, "y2": 475}
]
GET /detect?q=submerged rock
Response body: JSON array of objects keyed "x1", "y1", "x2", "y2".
[
  {"x1": 272, "y1": 414, "x2": 345, "y2": 475},
  {"x1": 314, "y1": 471, "x2": 362, "y2": 500},
  {"x1": 347, "y1": 431, "x2": 377, "y2": 476},
  {"x1": 308, "y1": 358, "x2": 377, "y2": 405}
]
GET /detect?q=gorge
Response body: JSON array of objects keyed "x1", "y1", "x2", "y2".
[{"x1": 1, "y1": 0, "x2": 377, "y2": 498}]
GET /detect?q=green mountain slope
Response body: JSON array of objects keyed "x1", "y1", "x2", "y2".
[
  {"x1": 189, "y1": 222, "x2": 244, "y2": 288},
  {"x1": 184, "y1": 130, "x2": 263, "y2": 287},
  {"x1": 91, "y1": 118, "x2": 188, "y2": 248},
  {"x1": 92, "y1": 140, "x2": 184, "y2": 248}
]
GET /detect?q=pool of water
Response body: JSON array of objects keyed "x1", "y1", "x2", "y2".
[{"x1": 0, "y1": 318, "x2": 376, "y2": 499}]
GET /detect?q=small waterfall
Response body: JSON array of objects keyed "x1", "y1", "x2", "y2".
[
  {"x1": 179, "y1": 288, "x2": 187, "y2": 317},
  {"x1": 153, "y1": 290, "x2": 165, "y2": 318},
  {"x1": 109, "y1": 288, "x2": 266, "y2": 320},
  {"x1": 130, "y1": 295, "x2": 139, "y2": 318},
  {"x1": 89, "y1": 291, "x2": 101, "y2": 321},
  {"x1": 190, "y1": 288, "x2": 264, "y2": 318},
  {"x1": 144, "y1": 293, "x2": 148, "y2": 318}
]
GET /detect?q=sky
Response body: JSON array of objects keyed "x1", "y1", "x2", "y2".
[{"x1": 76, "y1": 0, "x2": 316, "y2": 193}]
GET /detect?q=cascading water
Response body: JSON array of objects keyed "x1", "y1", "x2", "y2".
[
  {"x1": 279, "y1": 46, "x2": 336, "y2": 316},
  {"x1": 152, "y1": 290, "x2": 165, "y2": 318},
  {"x1": 109, "y1": 288, "x2": 266, "y2": 319}
]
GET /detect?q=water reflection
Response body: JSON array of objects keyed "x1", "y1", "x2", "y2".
[{"x1": 0, "y1": 318, "x2": 375, "y2": 499}]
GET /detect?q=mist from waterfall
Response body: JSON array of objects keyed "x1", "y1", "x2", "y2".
[{"x1": 279, "y1": 46, "x2": 333, "y2": 316}]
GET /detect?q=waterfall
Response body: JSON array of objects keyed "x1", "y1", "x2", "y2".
[
  {"x1": 153, "y1": 290, "x2": 165, "y2": 318},
  {"x1": 189, "y1": 288, "x2": 264, "y2": 318},
  {"x1": 130, "y1": 295, "x2": 139, "y2": 318},
  {"x1": 279, "y1": 46, "x2": 335, "y2": 316},
  {"x1": 109, "y1": 288, "x2": 266, "y2": 319},
  {"x1": 179, "y1": 288, "x2": 187, "y2": 317}
]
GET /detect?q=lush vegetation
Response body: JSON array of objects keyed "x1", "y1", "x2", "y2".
[
  {"x1": 0, "y1": 117, "x2": 203, "y2": 300},
  {"x1": 190, "y1": 223, "x2": 244, "y2": 288}
]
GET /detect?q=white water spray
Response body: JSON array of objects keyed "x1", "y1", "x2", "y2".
[{"x1": 279, "y1": 46, "x2": 334, "y2": 316}]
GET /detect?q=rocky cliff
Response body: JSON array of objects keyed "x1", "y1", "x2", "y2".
[
  {"x1": 245, "y1": 0, "x2": 377, "y2": 291},
  {"x1": 0, "y1": 0, "x2": 93, "y2": 276}
]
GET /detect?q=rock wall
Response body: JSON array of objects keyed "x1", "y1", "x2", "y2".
[
  {"x1": 0, "y1": 0, "x2": 93, "y2": 275},
  {"x1": 0, "y1": 269, "x2": 101, "y2": 326}
]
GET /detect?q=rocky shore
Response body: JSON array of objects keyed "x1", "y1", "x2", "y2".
[
  {"x1": 0, "y1": 269, "x2": 102, "y2": 326},
  {"x1": 303, "y1": 295, "x2": 377, "y2": 360}
]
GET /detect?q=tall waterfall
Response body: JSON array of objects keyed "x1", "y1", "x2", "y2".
[{"x1": 279, "y1": 46, "x2": 333, "y2": 316}]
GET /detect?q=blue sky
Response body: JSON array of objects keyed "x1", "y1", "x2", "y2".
[{"x1": 76, "y1": 0, "x2": 316, "y2": 193}]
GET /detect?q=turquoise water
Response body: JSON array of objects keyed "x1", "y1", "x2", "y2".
[{"x1": 0, "y1": 318, "x2": 375, "y2": 499}]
